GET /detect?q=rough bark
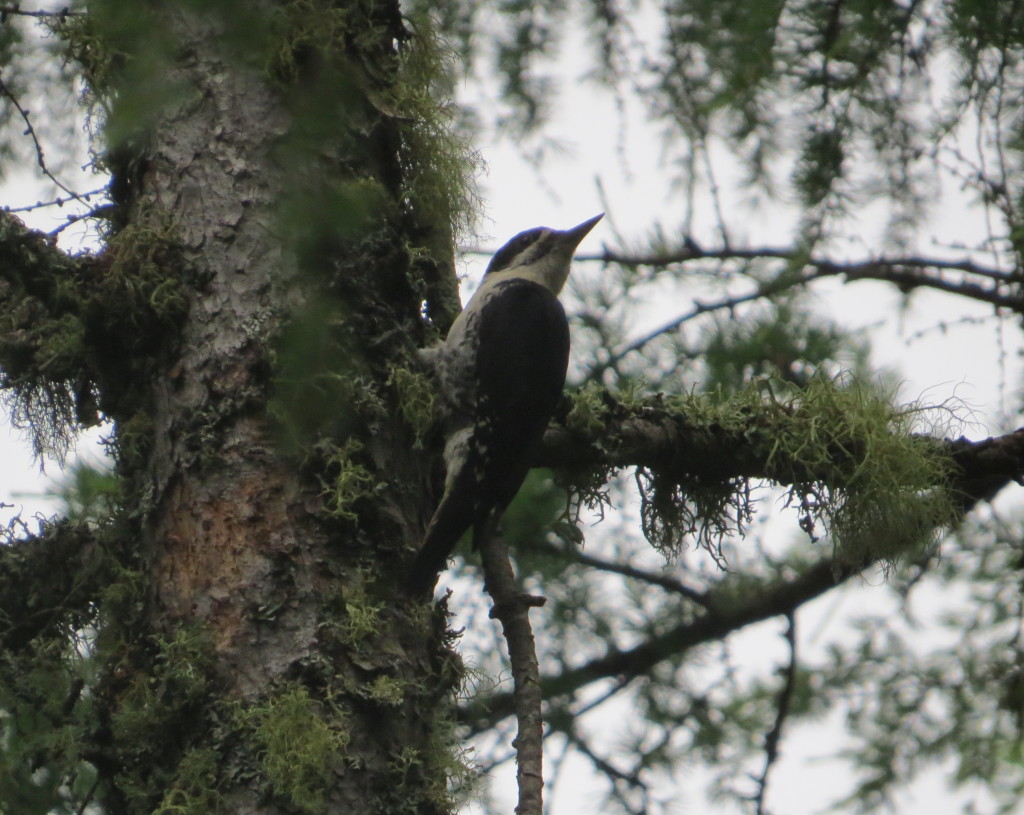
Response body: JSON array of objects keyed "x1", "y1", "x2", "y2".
[{"x1": 70, "y1": 4, "x2": 459, "y2": 814}]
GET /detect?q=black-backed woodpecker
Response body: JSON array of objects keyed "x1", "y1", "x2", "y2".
[{"x1": 406, "y1": 214, "x2": 603, "y2": 596}]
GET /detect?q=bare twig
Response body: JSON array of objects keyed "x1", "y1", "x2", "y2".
[
  {"x1": 48, "y1": 203, "x2": 116, "y2": 236},
  {"x1": 586, "y1": 245, "x2": 1015, "y2": 282},
  {"x1": 0, "y1": 5, "x2": 80, "y2": 20},
  {"x1": 565, "y1": 728, "x2": 644, "y2": 789},
  {"x1": 539, "y1": 539, "x2": 710, "y2": 606},
  {"x1": 75, "y1": 774, "x2": 100, "y2": 815},
  {"x1": 564, "y1": 727, "x2": 648, "y2": 814},
  {"x1": 3, "y1": 187, "x2": 108, "y2": 214},
  {"x1": 752, "y1": 613, "x2": 798, "y2": 815},
  {"x1": 588, "y1": 282, "x2": 783, "y2": 379},
  {"x1": 579, "y1": 243, "x2": 1023, "y2": 376},
  {"x1": 479, "y1": 532, "x2": 547, "y2": 815},
  {"x1": 568, "y1": 673, "x2": 634, "y2": 717},
  {"x1": 0, "y1": 71, "x2": 85, "y2": 202},
  {"x1": 478, "y1": 673, "x2": 640, "y2": 776}
]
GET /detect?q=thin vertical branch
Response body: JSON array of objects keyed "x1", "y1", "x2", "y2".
[
  {"x1": 753, "y1": 613, "x2": 798, "y2": 815},
  {"x1": 478, "y1": 533, "x2": 546, "y2": 815}
]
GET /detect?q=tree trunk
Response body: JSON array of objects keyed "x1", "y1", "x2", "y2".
[{"x1": 77, "y1": 3, "x2": 465, "y2": 813}]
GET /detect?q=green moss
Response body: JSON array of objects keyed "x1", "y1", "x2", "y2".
[
  {"x1": 387, "y1": 363, "x2": 436, "y2": 448},
  {"x1": 101, "y1": 623, "x2": 219, "y2": 813},
  {"x1": 0, "y1": 610, "x2": 107, "y2": 813},
  {"x1": 100, "y1": 221, "x2": 188, "y2": 329},
  {"x1": 565, "y1": 380, "x2": 612, "y2": 435},
  {"x1": 338, "y1": 581, "x2": 384, "y2": 645},
  {"x1": 320, "y1": 438, "x2": 378, "y2": 521},
  {"x1": 0, "y1": 218, "x2": 89, "y2": 458},
  {"x1": 109, "y1": 628, "x2": 215, "y2": 748},
  {"x1": 2, "y1": 380, "x2": 80, "y2": 463},
  {"x1": 385, "y1": 11, "x2": 481, "y2": 241},
  {"x1": 650, "y1": 375, "x2": 958, "y2": 567},
  {"x1": 264, "y1": 0, "x2": 351, "y2": 83},
  {"x1": 558, "y1": 383, "x2": 621, "y2": 527},
  {"x1": 45, "y1": 7, "x2": 127, "y2": 104},
  {"x1": 153, "y1": 747, "x2": 223, "y2": 815},
  {"x1": 391, "y1": 698, "x2": 480, "y2": 811},
  {"x1": 240, "y1": 686, "x2": 351, "y2": 813},
  {"x1": 366, "y1": 675, "x2": 405, "y2": 706},
  {"x1": 34, "y1": 313, "x2": 86, "y2": 374},
  {"x1": 153, "y1": 628, "x2": 218, "y2": 689},
  {"x1": 48, "y1": 4, "x2": 187, "y2": 147},
  {"x1": 96, "y1": 566, "x2": 148, "y2": 645},
  {"x1": 110, "y1": 411, "x2": 155, "y2": 476},
  {"x1": 0, "y1": 211, "x2": 187, "y2": 467},
  {"x1": 268, "y1": 0, "x2": 479, "y2": 248},
  {"x1": 774, "y1": 381, "x2": 956, "y2": 567}
]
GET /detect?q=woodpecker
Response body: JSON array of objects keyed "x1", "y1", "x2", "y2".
[{"x1": 406, "y1": 214, "x2": 603, "y2": 595}]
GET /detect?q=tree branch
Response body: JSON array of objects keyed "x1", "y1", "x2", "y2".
[
  {"x1": 536, "y1": 539, "x2": 710, "y2": 606},
  {"x1": 0, "y1": 5, "x2": 81, "y2": 19},
  {"x1": 579, "y1": 244, "x2": 1023, "y2": 373},
  {"x1": 944, "y1": 430, "x2": 1024, "y2": 509},
  {"x1": 3, "y1": 187, "x2": 107, "y2": 215},
  {"x1": 465, "y1": 425, "x2": 1024, "y2": 734},
  {"x1": 0, "y1": 519, "x2": 105, "y2": 651},
  {"x1": 0, "y1": 72, "x2": 84, "y2": 201},
  {"x1": 564, "y1": 727, "x2": 648, "y2": 814},
  {"x1": 460, "y1": 388, "x2": 1024, "y2": 732},
  {"x1": 479, "y1": 533, "x2": 547, "y2": 815},
  {"x1": 539, "y1": 392, "x2": 1024, "y2": 514},
  {"x1": 461, "y1": 556, "x2": 859, "y2": 733},
  {"x1": 588, "y1": 245, "x2": 1015, "y2": 285},
  {"x1": 752, "y1": 612, "x2": 797, "y2": 815},
  {"x1": 0, "y1": 209, "x2": 82, "y2": 274},
  {"x1": 0, "y1": 211, "x2": 107, "y2": 452},
  {"x1": 0, "y1": 210, "x2": 187, "y2": 444}
]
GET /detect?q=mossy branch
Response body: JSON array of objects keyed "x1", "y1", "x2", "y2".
[
  {"x1": 0, "y1": 519, "x2": 106, "y2": 652},
  {"x1": 0, "y1": 212, "x2": 100, "y2": 457},
  {"x1": 543, "y1": 379, "x2": 1013, "y2": 568},
  {"x1": 0, "y1": 211, "x2": 188, "y2": 458}
]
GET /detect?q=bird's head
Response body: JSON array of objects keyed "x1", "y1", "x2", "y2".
[{"x1": 484, "y1": 213, "x2": 603, "y2": 294}]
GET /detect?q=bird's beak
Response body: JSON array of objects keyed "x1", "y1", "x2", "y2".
[{"x1": 562, "y1": 213, "x2": 604, "y2": 249}]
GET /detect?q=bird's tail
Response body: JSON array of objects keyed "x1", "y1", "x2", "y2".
[
  {"x1": 404, "y1": 497, "x2": 474, "y2": 597},
  {"x1": 404, "y1": 504, "x2": 503, "y2": 597}
]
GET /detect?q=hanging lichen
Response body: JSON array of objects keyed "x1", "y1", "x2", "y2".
[{"x1": 631, "y1": 376, "x2": 958, "y2": 568}]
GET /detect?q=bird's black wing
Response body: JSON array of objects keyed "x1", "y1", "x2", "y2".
[
  {"x1": 406, "y1": 279, "x2": 569, "y2": 594},
  {"x1": 471, "y1": 279, "x2": 569, "y2": 516}
]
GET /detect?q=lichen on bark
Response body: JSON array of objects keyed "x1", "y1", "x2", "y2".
[{"x1": 0, "y1": 2, "x2": 480, "y2": 814}]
